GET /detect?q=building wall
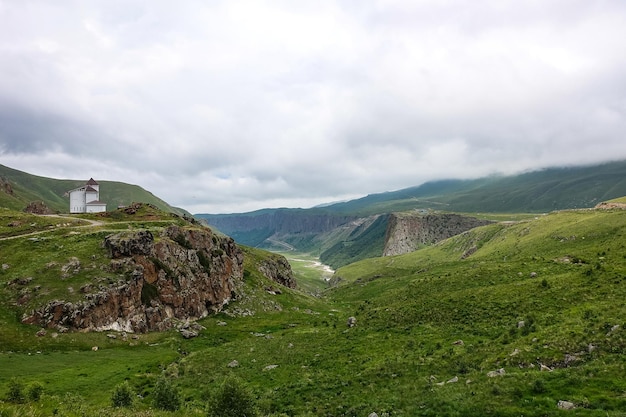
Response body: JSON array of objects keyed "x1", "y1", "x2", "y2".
[
  {"x1": 86, "y1": 203, "x2": 106, "y2": 213},
  {"x1": 69, "y1": 188, "x2": 86, "y2": 213}
]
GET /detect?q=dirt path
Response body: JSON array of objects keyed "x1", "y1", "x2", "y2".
[{"x1": 0, "y1": 214, "x2": 104, "y2": 241}]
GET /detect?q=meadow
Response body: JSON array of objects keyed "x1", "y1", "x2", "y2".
[{"x1": 1, "y1": 208, "x2": 626, "y2": 416}]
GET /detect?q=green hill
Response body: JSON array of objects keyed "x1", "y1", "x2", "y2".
[
  {"x1": 0, "y1": 164, "x2": 189, "y2": 216},
  {"x1": 2, "y1": 204, "x2": 626, "y2": 415}
]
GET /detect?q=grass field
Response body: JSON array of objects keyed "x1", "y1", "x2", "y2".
[{"x1": 2, "y1": 207, "x2": 626, "y2": 415}]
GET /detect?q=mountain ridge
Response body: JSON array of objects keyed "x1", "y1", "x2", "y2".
[{"x1": 198, "y1": 159, "x2": 626, "y2": 267}]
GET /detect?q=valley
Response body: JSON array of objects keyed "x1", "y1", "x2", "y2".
[{"x1": 2, "y1": 164, "x2": 626, "y2": 415}]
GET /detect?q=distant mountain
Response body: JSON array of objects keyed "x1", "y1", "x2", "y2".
[
  {"x1": 0, "y1": 164, "x2": 189, "y2": 216},
  {"x1": 197, "y1": 159, "x2": 626, "y2": 267}
]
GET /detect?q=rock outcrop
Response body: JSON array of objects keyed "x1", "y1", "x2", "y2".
[
  {"x1": 383, "y1": 213, "x2": 493, "y2": 256},
  {"x1": 22, "y1": 225, "x2": 244, "y2": 332},
  {"x1": 23, "y1": 201, "x2": 54, "y2": 214},
  {"x1": 257, "y1": 254, "x2": 296, "y2": 289}
]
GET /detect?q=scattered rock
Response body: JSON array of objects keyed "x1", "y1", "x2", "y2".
[
  {"x1": 107, "y1": 333, "x2": 117, "y2": 339},
  {"x1": 347, "y1": 316, "x2": 357, "y2": 328},
  {"x1": 217, "y1": 321, "x2": 227, "y2": 326},
  {"x1": 180, "y1": 328, "x2": 198, "y2": 339},
  {"x1": 487, "y1": 368, "x2": 505, "y2": 377},
  {"x1": 36, "y1": 328, "x2": 46, "y2": 337},
  {"x1": 510, "y1": 348, "x2": 520, "y2": 356},
  {"x1": 588, "y1": 343, "x2": 596, "y2": 353},
  {"x1": 447, "y1": 376, "x2": 458, "y2": 383},
  {"x1": 228, "y1": 360, "x2": 239, "y2": 368},
  {"x1": 557, "y1": 400, "x2": 576, "y2": 410},
  {"x1": 540, "y1": 364, "x2": 553, "y2": 372},
  {"x1": 530, "y1": 272, "x2": 538, "y2": 278},
  {"x1": 368, "y1": 413, "x2": 379, "y2": 417},
  {"x1": 517, "y1": 320, "x2": 525, "y2": 328},
  {"x1": 263, "y1": 364, "x2": 278, "y2": 371},
  {"x1": 452, "y1": 340, "x2": 464, "y2": 346},
  {"x1": 2, "y1": 264, "x2": 9, "y2": 270},
  {"x1": 23, "y1": 201, "x2": 54, "y2": 214},
  {"x1": 92, "y1": 346, "x2": 98, "y2": 351}
]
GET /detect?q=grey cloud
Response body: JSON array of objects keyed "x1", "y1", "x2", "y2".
[{"x1": 1, "y1": 1, "x2": 626, "y2": 213}]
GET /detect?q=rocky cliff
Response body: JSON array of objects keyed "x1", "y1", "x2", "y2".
[
  {"x1": 383, "y1": 213, "x2": 493, "y2": 256},
  {"x1": 23, "y1": 225, "x2": 246, "y2": 332}
]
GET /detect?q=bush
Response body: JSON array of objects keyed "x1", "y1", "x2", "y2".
[
  {"x1": 6, "y1": 378, "x2": 25, "y2": 403},
  {"x1": 152, "y1": 376, "x2": 180, "y2": 411},
  {"x1": 27, "y1": 381, "x2": 44, "y2": 402},
  {"x1": 111, "y1": 381, "x2": 134, "y2": 408},
  {"x1": 207, "y1": 376, "x2": 257, "y2": 417}
]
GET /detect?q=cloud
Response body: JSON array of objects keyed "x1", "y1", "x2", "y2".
[{"x1": 1, "y1": 0, "x2": 626, "y2": 213}]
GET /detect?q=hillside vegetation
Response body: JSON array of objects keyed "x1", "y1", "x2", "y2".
[
  {"x1": 2, "y1": 203, "x2": 626, "y2": 415},
  {"x1": 0, "y1": 164, "x2": 188, "y2": 216}
]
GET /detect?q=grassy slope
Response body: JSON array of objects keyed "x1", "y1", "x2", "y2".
[
  {"x1": 0, "y1": 164, "x2": 189, "y2": 216},
  {"x1": 1, "y1": 208, "x2": 626, "y2": 415},
  {"x1": 327, "y1": 160, "x2": 626, "y2": 215}
]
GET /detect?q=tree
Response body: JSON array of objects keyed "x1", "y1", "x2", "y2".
[
  {"x1": 207, "y1": 376, "x2": 257, "y2": 417},
  {"x1": 152, "y1": 375, "x2": 181, "y2": 411}
]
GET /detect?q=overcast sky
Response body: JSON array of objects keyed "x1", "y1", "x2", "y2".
[{"x1": 1, "y1": 1, "x2": 626, "y2": 214}]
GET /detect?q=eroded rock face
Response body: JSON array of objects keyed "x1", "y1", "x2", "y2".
[
  {"x1": 23, "y1": 225, "x2": 244, "y2": 332},
  {"x1": 257, "y1": 255, "x2": 296, "y2": 289},
  {"x1": 383, "y1": 213, "x2": 493, "y2": 256}
]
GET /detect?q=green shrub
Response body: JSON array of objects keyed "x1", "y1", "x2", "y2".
[
  {"x1": 27, "y1": 381, "x2": 44, "y2": 402},
  {"x1": 207, "y1": 376, "x2": 257, "y2": 417},
  {"x1": 111, "y1": 381, "x2": 134, "y2": 408},
  {"x1": 152, "y1": 376, "x2": 180, "y2": 411},
  {"x1": 6, "y1": 379, "x2": 25, "y2": 404}
]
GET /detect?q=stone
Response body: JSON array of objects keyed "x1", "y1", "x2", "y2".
[
  {"x1": 180, "y1": 329, "x2": 198, "y2": 339},
  {"x1": 368, "y1": 413, "x2": 379, "y2": 417},
  {"x1": 487, "y1": 368, "x2": 505, "y2": 377},
  {"x1": 347, "y1": 316, "x2": 357, "y2": 328},
  {"x1": 263, "y1": 364, "x2": 278, "y2": 371},
  {"x1": 517, "y1": 320, "x2": 525, "y2": 328},
  {"x1": 36, "y1": 328, "x2": 46, "y2": 337},
  {"x1": 447, "y1": 376, "x2": 458, "y2": 383},
  {"x1": 452, "y1": 339, "x2": 464, "y2": 345},
  {"x1": 557, "y1": 400, "x2": 575, "y2": 410},
  {"x1": 540, "y1": 364, "x2": 553, "y2": 372},
  {"x1": 228, "y1": 360, "x2": 239, "y2": 368}
]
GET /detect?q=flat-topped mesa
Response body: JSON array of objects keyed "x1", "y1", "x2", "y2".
[{"x1": 23, "y1": 225, "x2": 245, "y2": 332}]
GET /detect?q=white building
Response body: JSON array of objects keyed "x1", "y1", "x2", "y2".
[{"x1": 68, "y1": 178, "x2": 107, "y2": 213}]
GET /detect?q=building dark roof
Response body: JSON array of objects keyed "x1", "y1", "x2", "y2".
[
  {"x1": 85, "y1": 185, "x2": 98, "y2": 192},
  {"x1": 86, "y1": 178, "x2": 99, "y2": 185}
]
